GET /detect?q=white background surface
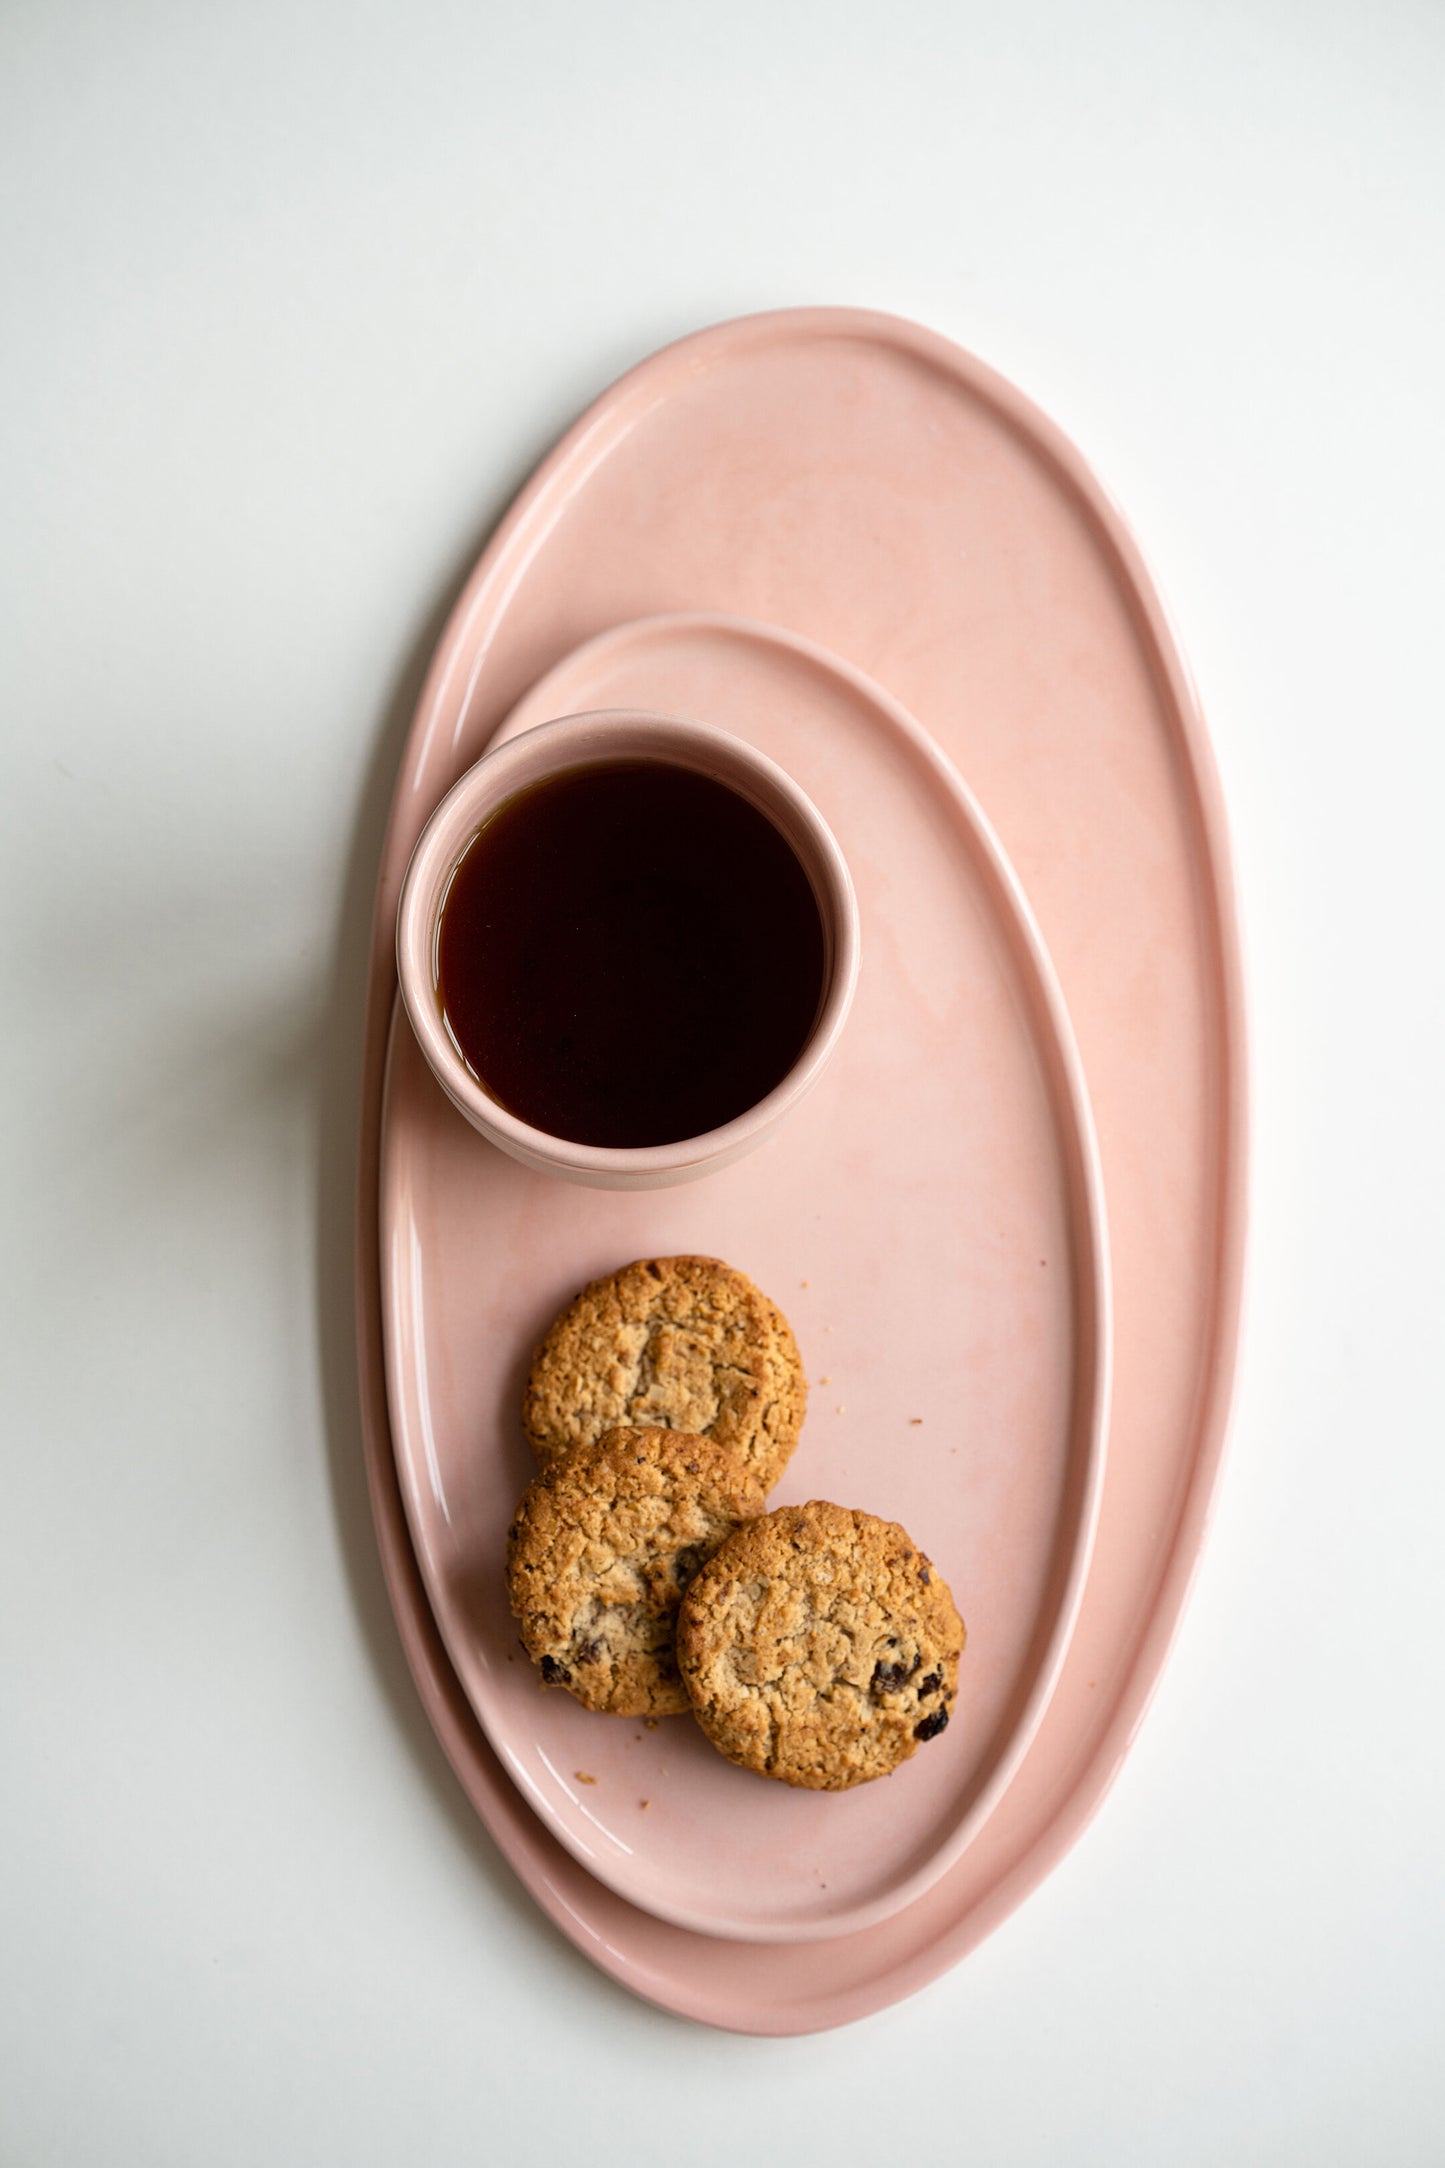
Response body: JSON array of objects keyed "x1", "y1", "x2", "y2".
[{"x1": 3, "y1": 3, "x2": 1443, "y2": 2161}]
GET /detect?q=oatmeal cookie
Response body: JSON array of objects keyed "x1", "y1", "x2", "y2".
[
  {"x1": 505, "y1": 1426, "x2": 766, "y2": 1717},
  {"x1": 675, "y1": 1500, "x2": 965, "y2": 1789},
  {"x1": 522, "y1": 1255, "x2": 805, "y2": 1492}
]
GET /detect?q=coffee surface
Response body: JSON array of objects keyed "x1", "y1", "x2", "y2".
[{"x1": 435, "y1": 761, "x2": 826, "y2": 1147}]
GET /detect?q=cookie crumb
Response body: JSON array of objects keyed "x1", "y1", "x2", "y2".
[
  {"x1": 909, "y1": 1418, "x2": 923, "y2": 1426},
  {"x1": 639, "y1": 1798, "x2": 650, "y2": 1810},
  {"x1": 574, "y1": 1771, "x2": 597, "y2": 1785},
  {"x1": 644, "y1": 1717, "x2": 659, "y2": 1730},
  {"x1": 819, "y1": 1375, "x2": 831, "y2": 1385},
  {"x1": 835, "y1": 1405, "x2": 845, "y2": 1415}
]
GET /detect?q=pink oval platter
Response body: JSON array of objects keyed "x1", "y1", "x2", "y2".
[
  {"x1": 380, "y1": 614, "x2": 1111, "y2": 1942},
  {"x1": 355, "y1": 307, "x2": 1247, "y2": 2032}
]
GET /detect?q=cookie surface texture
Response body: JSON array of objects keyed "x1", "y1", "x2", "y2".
[
  {"x1": 505, "y1": 1427, "x2": 767, "y2": 1717},
  {"x1": 522, "y1": 1255, "x2": 806, "y2": 1493},
  {"x1": 675, "y1": 1500, "x2": 966, "y2": 1789}
]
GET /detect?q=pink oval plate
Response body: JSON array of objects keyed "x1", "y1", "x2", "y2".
[
  {"x1": 354, "y1": 307, "x2": 1247, "y2": 2029},
  {"x1": 380, "y1": 614, "x2": 1111, "y2": 1943}
]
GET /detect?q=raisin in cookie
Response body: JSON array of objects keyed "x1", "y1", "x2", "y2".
[
  {"x1": 505, "y1": 1427, "x2": 766, "y2": 1717},
  {"x1": 675, "y1": 1500, "x2": 965, "y2": 1789},
  {"x1": 522, "y1": 1255, "x2": 805, "y2": 1493}
]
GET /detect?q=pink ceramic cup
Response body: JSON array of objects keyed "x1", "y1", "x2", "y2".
[{"x1": 395, "y1": 709, "x2": 860, "y2": 1188}]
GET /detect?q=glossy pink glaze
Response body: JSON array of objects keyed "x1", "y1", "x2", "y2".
[
  {"x1": 381, "y1": 618, "x2": 1110, "y2": 1942},
  {"x1": 354, "y1": 308, "x2": 1247, "y2": 2031}
]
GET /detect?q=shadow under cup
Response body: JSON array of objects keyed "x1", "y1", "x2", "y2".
[{"x1": 395, "y1": 710, "x2": 860, "y2": 1189}]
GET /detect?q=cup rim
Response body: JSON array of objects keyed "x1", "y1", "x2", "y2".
[{"x1": 394, "y1": 709, "x2": 859, "y2": 1180}]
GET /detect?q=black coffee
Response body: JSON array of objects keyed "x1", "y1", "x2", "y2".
[{"x1": 435, "y1": 761, "x2": 827, "y2": 1147}]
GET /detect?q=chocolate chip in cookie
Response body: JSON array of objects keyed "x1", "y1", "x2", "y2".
[
  {"x1": 505, "y1": 1426, "x2": 767, "y2": 1717},
  {"x1": 675, "y1": 1500, "x2": 966, "y2": 1788}
]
